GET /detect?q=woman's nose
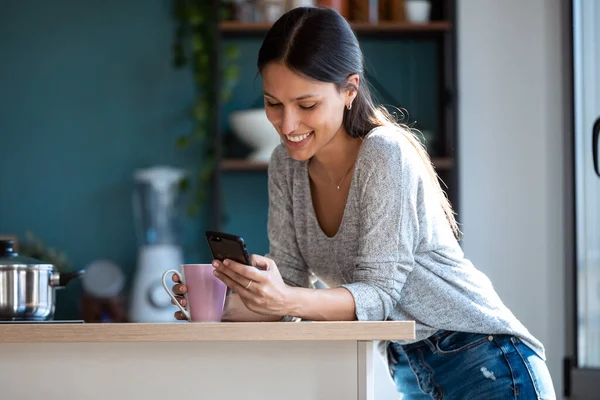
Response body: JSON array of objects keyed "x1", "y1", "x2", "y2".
[{"x1": 281, "y1": 109, "x2": 298, "y2": 135}]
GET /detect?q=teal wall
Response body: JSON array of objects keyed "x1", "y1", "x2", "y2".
[{"x1": 0, "y1": 1, "x2": 439, "y2": 320}]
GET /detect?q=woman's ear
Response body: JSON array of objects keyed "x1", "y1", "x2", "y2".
[{"x1": 345, "y1": 74, "x2": 360, "y2": 107}]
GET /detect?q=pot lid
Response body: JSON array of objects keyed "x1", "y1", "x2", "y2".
[{"x1": 0, "y1": 239, "x2": 54, "y2": 267}]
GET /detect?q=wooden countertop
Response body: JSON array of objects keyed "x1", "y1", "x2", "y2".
[{"x1": 0, "y1": 321, "x2": 415, "y2": 343}]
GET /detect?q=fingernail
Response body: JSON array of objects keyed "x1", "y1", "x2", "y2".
[
  {"x1": 213, "y1": 270, "x2": 219, "y2": 276},
  {"x1": 212, "y1": 261, "x2": 219, "y2": 268},
  {"x1": 223, "y1": 259, "x2": 229, "y2": 266}
]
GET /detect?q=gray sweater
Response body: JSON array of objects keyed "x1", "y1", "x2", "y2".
[{"x1": 266, "y1": 126, "x2": 545, "y2": 366}]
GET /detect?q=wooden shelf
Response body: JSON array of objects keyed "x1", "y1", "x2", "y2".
[
  {"x1": 221, "y1": 157, "x2": 454, "y2": 171},
  {"x1": 220, "y1": 21, "x2": 451, "y2": 34},
  {"x1": 221, "y1": 159, "x2": 271, "y2": 170}
]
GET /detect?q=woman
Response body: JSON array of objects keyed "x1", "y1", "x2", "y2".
[{"x1": 171, "y1": 6, "x2": 556, "y2": 399}]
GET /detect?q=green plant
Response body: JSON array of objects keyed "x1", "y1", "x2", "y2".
[
  {"x1": 20, "y1": 231, "x2": 72, "y2": 273},
  {"x1": 171, "y1": 0, "x2": 240, "y2": 217}
]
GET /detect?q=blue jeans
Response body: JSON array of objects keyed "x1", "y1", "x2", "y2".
[{"x1": 389, "y1": 330, "x2": 556, "y2": 399}]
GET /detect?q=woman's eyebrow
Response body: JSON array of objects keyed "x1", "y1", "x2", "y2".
[{"x1": 263, "y1": 91, "x2": 319, "y2": 101}]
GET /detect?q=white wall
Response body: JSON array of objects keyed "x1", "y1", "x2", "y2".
[
  {"x1": 458, "y1": 0, "x2": 567, "y2": 398},
  {"x1": 374, "y1": 0, "x2": 570, "y2": 398}
]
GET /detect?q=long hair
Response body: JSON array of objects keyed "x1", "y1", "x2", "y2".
[{"x1": 257, "y1": 7, "x2": 459, "y2": 238}]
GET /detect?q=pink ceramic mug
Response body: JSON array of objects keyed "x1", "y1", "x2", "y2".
[{"x1": 161, "y1": 264, "x2": 227, "y2": 322}]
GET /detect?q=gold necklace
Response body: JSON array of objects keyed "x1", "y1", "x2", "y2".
[{"x1": 323, "y1": 158, "x2": 356, "y2": 190}]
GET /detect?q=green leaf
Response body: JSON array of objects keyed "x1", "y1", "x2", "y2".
[
  {"x1": 178, "y1": 177, "x2": 190, "y2": 192},
  {"x1": 187, "y1": 202, "x2": 200, "y2": 217},
  {"x1": 197, "y1": 53, "x2": 210, "y2": 69},
  {"x1": 220, "y1": 8, "x2": 232, "y2": 21},
  {"x1": 187, "y1": 5, "x2": 204, "y2": 26},
  {"x1": 191, "y1": 35, "x2": 205, "y2": 52},
  {"x1": 172, "y1": 0, "x2": 186, "y2": 21},
  {"x1": 201, "y1": 170, "x2": 213, "y2": 184},
  {"x1": 223, "y1": 44, "x2": 240, "y2": 60},
  {"x1": 194, "y1": 188, "x2": 207, "y2": 204},
  {"x1": 194, "y1": 127, "x2": 207, "y2": 139},
  {"x1": 176, "y1": 136, "x2": 190, "y2": 149},
  {"x1": 220, "y1": 87, "x2": 233, "y2": 103},
  {"x1": 223, "y1": 65, "x2": 240, "y2": 82},
  {"x1": 193, "y1": 99, "x2": 208, "y2": 120}
]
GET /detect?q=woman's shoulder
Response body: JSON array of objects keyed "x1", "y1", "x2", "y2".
[{"x1": 359, "y1": 125, "x2": 425, "y2": 173}]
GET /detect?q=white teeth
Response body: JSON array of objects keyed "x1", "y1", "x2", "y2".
[{"x1": 286, "y1": 132, "x2": 312, "y2": 142}]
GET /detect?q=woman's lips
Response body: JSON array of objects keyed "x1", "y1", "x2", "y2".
[{"x1": 284, "y1": 131, "x2": 314, "y2": 148}]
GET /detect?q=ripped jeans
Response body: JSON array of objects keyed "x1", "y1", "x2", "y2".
[{"x1": 389, "y1": 330, "x2": 556, "y2": 400}]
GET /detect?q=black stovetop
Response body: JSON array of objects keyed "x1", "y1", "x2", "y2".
[{"x1": 0, "y1": 320, "x2": 85, "y2": 324}]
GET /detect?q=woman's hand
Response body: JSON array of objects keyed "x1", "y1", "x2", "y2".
[
  {"x1": 170, "y1": 274, "x2": 188, "y2": 320},
  {"x1": 213, "y1": 254, "x2": 292, "y2": 317}
]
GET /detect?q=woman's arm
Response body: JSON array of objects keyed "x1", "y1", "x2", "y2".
[
  {"x1": 212, "y1": 147, "x2": 312, "y2": 322},
  {"x1": 285, "y1": 287, "x2": 356, "y2": 321},
  {"x1": 221, "y1": 293, "x2": 281, "y2": 322}
]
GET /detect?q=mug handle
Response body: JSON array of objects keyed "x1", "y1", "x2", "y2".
[{"x1": 161, "y1": 269, "x2": 190, "y2": 321}]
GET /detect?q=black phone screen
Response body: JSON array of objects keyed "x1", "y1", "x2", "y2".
[{"x1": 205, "y1": 231, "x2": 251, "y2": 265}]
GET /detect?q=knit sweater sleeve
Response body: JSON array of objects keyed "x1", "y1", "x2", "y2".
[{"x1": 265, "y1": 146, "x2": 311, "y2": 288}]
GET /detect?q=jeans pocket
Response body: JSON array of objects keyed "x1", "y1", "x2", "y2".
[
  {"x1": 511, "y1": 337, "x2": 556, "y2": 400},
  {"x1": 434, "y1": 331, "x2": 491, "y2": 355}
]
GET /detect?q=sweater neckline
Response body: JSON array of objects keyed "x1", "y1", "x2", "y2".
[{"x1": 302, "y1": 149, "x2": 362, "y2": 241}]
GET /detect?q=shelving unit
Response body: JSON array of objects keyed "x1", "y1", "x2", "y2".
[
  {"x1": 212, "y1": 0, "x2": 459, "y2": 233},
  {"x1": 220, "y1": 157, "x2": 455, "y2": 171}
]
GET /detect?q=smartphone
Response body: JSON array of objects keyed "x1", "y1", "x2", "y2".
[{"x1": 205, "y1": 230, "x2": 252, "y2": 265}]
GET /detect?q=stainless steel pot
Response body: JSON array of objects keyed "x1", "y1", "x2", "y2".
[{"x1": 0, "y1": 239, "x2": 85, "y2": 321}]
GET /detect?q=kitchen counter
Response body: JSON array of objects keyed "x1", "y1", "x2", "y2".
[
  {"x1": 0, "y1": 321, "x2": 414, "y2": 400},
  {"x1": 0, "y1": 320, "x2": 414, "y2": 343}
]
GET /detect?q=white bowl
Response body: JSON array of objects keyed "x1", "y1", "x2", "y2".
[
  {"x1": 405, "y1": 0, "x2": 431, "y2": 23},
  {"x1": 229, "y1": 109, "x2": 282, "y2": 163}
]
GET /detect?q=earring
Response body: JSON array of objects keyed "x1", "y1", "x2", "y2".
[{"x1": 346, "y1": 103, "x2": 352, "y2": 111}]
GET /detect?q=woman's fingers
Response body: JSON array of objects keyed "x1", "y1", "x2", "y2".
[
  {"x1": 217, "y1": 259, "x2": 265, "y2": 282},
  {"x1": 174, "y1": 311, "x2": 186, "y2": 320},
  {"x1": 169, "y1": 275, "x2": 188, "y2": 320},
  {"x1": 171, "y1": 295, "x2": 187, "y2": 307},
  {"x1": 214, "y1": 261, "x2": 257, "y2": 289},
  {"x1": 250, "y1": 254, "x2": 274, "y2": 271},
  {"x1": 171, "y1": 274, "x2": 187, "y2": 297},
  {"x1": 172, "y1": 283, "x2": 187, "y2": 295},
  {"x1": 214, "y1": 268, "x2": 253, "y2": 298}
]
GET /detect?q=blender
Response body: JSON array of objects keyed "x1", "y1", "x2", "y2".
[{"x1": 129, "y1": 166, "x2": 186, "y2": 322}]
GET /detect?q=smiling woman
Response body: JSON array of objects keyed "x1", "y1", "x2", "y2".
[
  {"x1": 256, "y1": 7, "x2": 458, "y2": 239},
  {"x1": 171, "y1": 6, "x2": 556, "y2": 399}
]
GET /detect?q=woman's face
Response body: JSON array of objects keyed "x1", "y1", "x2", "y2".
[{"x1": 261, "y1": 62, "x2": 357, "y2": 161}]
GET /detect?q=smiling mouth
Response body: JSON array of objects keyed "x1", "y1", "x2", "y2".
[{"x1": 284, "y1": 131, "x2": 313, "y2": 147}]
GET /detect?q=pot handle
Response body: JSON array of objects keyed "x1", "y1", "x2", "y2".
[{"x1": 51, "y1": 270, "x2": 86, "y2": 288}]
